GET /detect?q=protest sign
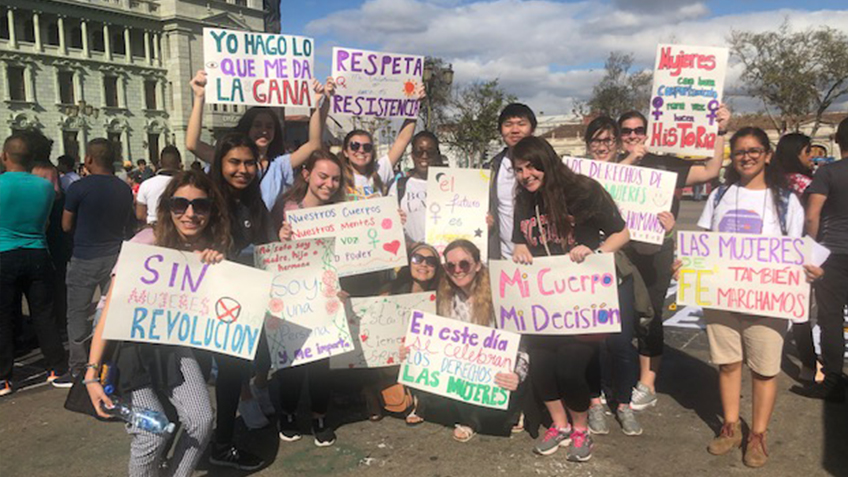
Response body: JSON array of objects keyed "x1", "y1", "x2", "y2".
[
  {"x1": 647, "y1": 44, "x2": 729, "y2": 157},
  {"x1": 330, "y1": 292, "x2": 437, "y2": 369},
  {"x1": 331, "y1": 47, "x2": 423, "y2": 119},
  {"x1": 255, "y1": 239, "x2": 354, "y2": 369},
  {"x1": 489, "y1": 255, "x2": 621, "y2": 335},
  {"x1": 398, "y1": 310, "x2": 520, "y2": 410},
  {"x1": 103, "y1": 241, "x2": 271, "y2": 360},
  {"x1": 676, "y1": 231, "x2": 813, "y2": 321},
  {"x1": 562, "y1": 157, "x2": 677, "y2": 245},
  {"x1": 285, "y1": 196, "x2": 408, "y2": 276},
  {"x1": 203, "y1": 28, "x2": 314, "y2": 107},
  {"x1": 425, "y1": 167, "x2": 491, "y2": 260}
]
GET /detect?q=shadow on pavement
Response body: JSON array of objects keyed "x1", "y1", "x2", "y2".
[{"x1": 657, "y1": 345, "x2": 723, "y2": 433}]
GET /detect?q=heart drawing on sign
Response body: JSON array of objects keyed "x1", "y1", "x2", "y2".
[
  {"x1": 383, "y1": 240, "x2": 401, "y2": 255},
  {"x1": 387, "y1": 357, "x2": 394, "y2": 364},
  {"x1": 361, "y1": 334, "x2": 368, "y2": 342}
]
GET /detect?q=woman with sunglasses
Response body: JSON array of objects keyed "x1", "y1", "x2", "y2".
[
  {"x1": 274, "y1": 149, "x2": 347, "y2": 447},
  {"x1": 401, "y1": 239, "x2": 527, "y2": 442},
  {"x1": 186, "y1": 70, "x2": 332, "y2": 211},
  {"x1": 511, "y1": 136, "x2": 630, "y2": 462},
  {"x1": 85, "y1": 170, "x2": 228, "y2": 476},
  {"x1": 388, "y1": 131, "x2": 444, "y2": 244},
  {"x1": 615, "y1": 108, "x2": 730, "y2": 412}
]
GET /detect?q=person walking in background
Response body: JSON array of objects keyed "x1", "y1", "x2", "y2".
[
  {"x1": 136, "y1": 146, "x2": 183, "y2": 226},
  {"x1": 57, "y1": 155, "x2": 81, "y2": 193}
]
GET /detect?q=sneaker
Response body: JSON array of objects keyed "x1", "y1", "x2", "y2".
[
  {"x1": 49, "y1": 371, "x2": 74, "y2": 388},
  {"x1": 251, "y1": 382, "x2": 275, "y2": 416},
  {"x1": 707, "y1": 421, "x2": 742, "y2": 456},
  {"x1": 743, "y1": 431, "x2": 769, "y2": 468},
  {"x1": 209, "y1": 444, "x2": 264, "y2": 471},
  {"x1": 312, "y1": 417, "x2": 336, "y2": 447},
  {"x1": 565, "y1": 429, "x2": 594, "y2": 462},
  {"x1": 587, "y1": 404, "x2": 609, "y2": 435},
  {"x1": 532, "y1": 425, "x2": 572, "y2": 456},
  {"x1": 615, "y1": 406, "x2": 643, "y2": 436},
  {"x1": 790, "y1": 374, "x2": 845, "y2": 403},
  {"x1": 630, "y1": 382, "x2": 657, "y2": 411},
  {"x1": 0, "y1": 380, "x2": 12, "y2": 397},
  {"x1": 238, "y1": 398, "x2": 270, "y2": 429},
  {"x1": 278, "y1": 413, "x2": 302, "y2": 442}
]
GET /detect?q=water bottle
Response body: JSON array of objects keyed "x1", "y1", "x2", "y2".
[{"x1": 106, "y1": 397, "x2": 175, "y2": 435}]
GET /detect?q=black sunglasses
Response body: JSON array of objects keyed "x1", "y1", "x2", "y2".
[
  {"x1": 445, "y1": 260, "x2": 472, "y2": 275},
  {"x1": 169, "y1": 197, "x2": 212, "y2": 216},
  {"x1": 349, "y1": 141, "x2": 373, "y2": 153},
  {"x1": 411, "y1": 253, "x2": 439, "y2": 267},
  {"x1": 620, "y1": 126, "x2": 647, "y2": 136}
]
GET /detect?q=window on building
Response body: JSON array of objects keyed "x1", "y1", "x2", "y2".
[
  {"x1": 144, "y1": 80, "x2": 157, "y2": 110},
  {"x1": 21, "y1": 19, "x2": 35, "y2": 43},
  {"x1": 112, "y1": 31, "x2": 125, "y2": 55},
  {"x1": 108, "y1": 131, "x2": 123, "y2": 161},
  {"x1": 91, "y1": 28, "x2": 104, "y2": 52},
  {"x1": 58, "y1": 71, "x2": 75, "y2": 105},
  {"x1": 8, "y1": 66, "x2": 26, "y2": 101},
  {"x1": 103, "y1": 75, "x2": 118, "y2": 107},
  {"x1": 47, "y1": 22, "x2": 59, "y2": 45},
  {"x1": 63, "y1": 131, "x2": 80, "y2": 161},
  {"x1": 131, "y1": 30, "x2": 144, "y2": 57},
  {"x1": 70, "y1": 26, "x2": 83, "y2": 49},
  {"x1": 148, "y1": 133, "x2": 160, "y2": 164},
  {"x1": 0, "y1": 10, "x2": 9, "y2": 40},
  {"x1": 235, "y1": 0, "x2": 247, "y2": 6}
]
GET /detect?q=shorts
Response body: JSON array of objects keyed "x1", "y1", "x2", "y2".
[{"x1": 704, "y1": 309, "x2": 788, "y2": 377}]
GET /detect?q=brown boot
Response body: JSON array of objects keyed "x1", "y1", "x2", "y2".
[
  {"x1": 707, "y1": 421, "x2": 743, "y2": 455},
  {"x1": 744, "y1": 431, "x2": 769, "y2": 468}
]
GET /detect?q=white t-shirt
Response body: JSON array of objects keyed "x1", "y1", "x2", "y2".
[
  {"x1": 136, "y1": 173, "x2": 174, "y2": 224},
  {"x1": 389, "y1": 176, "x2": 427, "y2": 243},
  {"x1": 348, "y1": 155, "x2": 394, "y2": 201},
  {"x1": 697, "y1": 184, "x2": 804, "y2": 237},
  {"x1": 497, "y1": 155, "x2": 516, "y2": 258}
]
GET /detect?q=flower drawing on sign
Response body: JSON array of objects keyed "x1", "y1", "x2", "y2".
[
  {"x1": 326, "y1": 299, "x2": 341, "y2": 315},
  {"x1": 269, "y1": 298, "x2": 285, "y2": 315}
]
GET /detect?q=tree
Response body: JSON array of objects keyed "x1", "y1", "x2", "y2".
[
  {"x1": 729, "y1": 21, "x2": 848, "y2": 136},
  {"x1": 420, "y1": 57, "x2": 454, "y2": 132},
  {"x1": 587, "y1": 52, "x2": 652, "y2": 119},
  {"x1": 443, "y1": 80, "x2": 516, "y2": 168}
]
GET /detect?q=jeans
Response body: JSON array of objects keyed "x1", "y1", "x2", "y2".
[
  {"x1": 592, "y1": 276, "x2": 639, "y2": 405},
  {"x1": 65, "y1": 254, "x2": 119, "y2": 371},
  {"x1": 0, "y1": 249, "x2": 67, "y2": 381},
  {"x1": 815, "y1": 254, "x2": 848, "y2": 378}
]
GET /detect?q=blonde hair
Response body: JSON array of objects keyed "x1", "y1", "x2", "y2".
[{"x1": 436, "y1": 240, "x2": 493, "y2": 327}]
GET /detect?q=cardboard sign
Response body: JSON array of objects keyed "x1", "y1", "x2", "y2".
[
  {"x1": 203, "y1": 28, "x2": 314, "y2": 107},
  {"x1": 103, "y1": 241, "x2": 272, "y2": 360},
  {"x1": 562, "y1": 157, "x2": 677, "y2": 245},
  {"x1": 331, "y1": 47, "x2": 423, "y2": 119},
  {"x1": 398, "y1": 310, "x2": 521, "y2": 410},
  {"x1": 489, "y1": 255, "x2": 621, "y2": 335},
  {"x1": 648, "y1": 44, "x2": 729, "y2": 157},
  {"x1": 425, "y1": 167, "x2": 491, "y2": 260},
  {"x1": 285, "y1": 196, "x2": 408, "y2": 276},
  {"x1": 254, "y1": 239, "x2": 354, "y2": 368},
  {"x1": 330, "y1": 292, "x2": 437, "y2": 369},
  {"x1": 677, "y1": 231, "x2": 813, "y2": 321}
]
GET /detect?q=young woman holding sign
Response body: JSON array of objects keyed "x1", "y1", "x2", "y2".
[
  {"x1": 688, "y1": 127, "x2": 820, "y2": 468},
  {"x1": 511, "y1": 136, "x2": 630, "y2": 462},
  {"x1": 186, "y1": 70, "x2": 332, "y2": 211},
  {"x1": 388, "y1": 131, "x2": 444, "y2": 244},
  {"x1": 85, "y1": 170, "x2": 228, "y2": 476}
]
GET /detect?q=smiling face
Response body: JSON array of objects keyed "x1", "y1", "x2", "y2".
[
  {"x1": 170, "y1": 185, "x2": 210, "y2": 241},
  {"x1": 248, "y1": 112, "x2": 276, "y2": 154},
  {"x1": 732, "y1": 135, "x2": 771, "y2": 182},
  {"x1": 411, "y1": 136, "x2": 438, "y2": 177},
  {"x1": 221, "y1": 146, "x2": 258, "y2": 190},
  {"x1": 410, "y1": 248, "x2": 438, "y2": 283},
  {"x1": 620, "y1": 117, "x2": 648, "y2": 153},
  {"x1": 304, "y1": 159, "x2": 342, "y2": 204},
  {"x1": 514, "y1": 158, "x2": 544, "y2": 193},
  {"x1": 344, "y1": 134, "x2": 374, "y2": 173},
  {"x1": 444, "y1": 247, "x2": 481, "y2": 292},
  {"x1": 588, "y1": 128, "x2": 617, "y2": 162},
  {"x1": 501, "y1": 117, "x2": 534, "y2": 149}
]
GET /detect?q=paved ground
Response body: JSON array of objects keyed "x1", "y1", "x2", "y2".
[{"x1": 2, "y1": 201, "x2": 847, "y2": 476}]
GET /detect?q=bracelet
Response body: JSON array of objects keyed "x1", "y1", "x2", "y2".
[
  {"x1": 665, "y1": 229, "x2": 675, "y2": 238},
  {"x1": 83, "y1": 378, "x2": 101, "y2": 385},
  {"x1": 84, "y1": 363, "x2": 100, "y2": 370}
]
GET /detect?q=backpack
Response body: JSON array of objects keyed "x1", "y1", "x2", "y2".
[
  {"x1": 393, "y1": 175, "x2": 410, "y2": 206},
  {"x1": 712, "y1": 184, "x2": 792, "y2": 235}
]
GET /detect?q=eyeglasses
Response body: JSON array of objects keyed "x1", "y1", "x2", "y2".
[
  {"x1": 620, "y1": 126, "x2": 646, "y2": 136},
  {"x1": 411, "y1": 253, "x2": 439, "y2": 267},
  {"x1": 731, "y1": 147, "x2": 766, "y2": 160},
  {"x1": 589, "y1": 137, "x2": 615, "y2": 147},
  {"x1": 348, "y1": 141, "x2": 373, "y2": 153},
  {"x1": 445, "y1": 260, "x2": 473, "y2": 275},
  {"x1": 169, "y1": 197, "x2": 212, "y2": 216},
  {"x1": 412, "y1": 148, "x2": 438, "y2": 158}
]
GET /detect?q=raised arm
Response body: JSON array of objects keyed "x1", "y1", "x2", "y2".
[
  {"x1": 291, "y1": 78, "x2": 334, "y2": 168},
  {"x1": 386, "y1": 86, "x2": 426, "y2": 167},
  {"x1": 686, "y1": 104, "x2": 730, "y2": 186},
  {"x1": 185, "y1": 70, "x2": 216, "y2": 163}
]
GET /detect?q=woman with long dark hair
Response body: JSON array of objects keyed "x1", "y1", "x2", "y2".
[{"x1": 774, "y1": 132, "x2": 814, "y2": 199}]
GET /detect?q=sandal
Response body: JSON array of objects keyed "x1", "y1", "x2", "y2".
[
  {"x1": 453, "y1": 424, "x2": 476, "y2": 443},
  {"x1": 405, "y1": 409, "x2": 424, "y2": 426},
  {"x1": 511, "y1": 412, "x2": 525, "y2": 434}
]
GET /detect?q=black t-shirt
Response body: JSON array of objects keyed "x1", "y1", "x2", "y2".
[
  {"x1": 631, "y1": 153, "x2": 691, "y2": 218},
  {"x1": 230, "y1": 200, "x2": 275, "y2": 263},
  {"x1": 64, "y1": 175, "x2": 134, "y2": 259},
  {"x1": 807, "y1": 160, "x2": 848, "y2": 254},
  {"x1": 512, "y1": 181, "x2": 626, "y2": 257}
]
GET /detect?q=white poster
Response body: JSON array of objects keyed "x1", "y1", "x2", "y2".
[
  {"x1": 331, "y1": 47, "x2": 423, "y2": 118},
  {"x1": 425, "y1": 167, "x2": 491, "y2": 261}
]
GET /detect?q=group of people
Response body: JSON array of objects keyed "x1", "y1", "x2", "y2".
[{"x1": 0, "y1": 70, "x2": 846, "y2": 476}]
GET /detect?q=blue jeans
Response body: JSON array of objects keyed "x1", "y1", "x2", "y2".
[{"x1": 65, "y1": 254, "x2": 118, "y2": 371}]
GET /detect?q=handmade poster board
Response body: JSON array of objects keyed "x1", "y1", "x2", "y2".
[
  {"x1": 425, "y1": 167, "x2": 491, "y2": 260},
  {"x1": 331, "y1": 47, "x2": 423, "y2": 118}
]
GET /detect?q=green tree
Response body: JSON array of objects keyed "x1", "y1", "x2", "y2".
[
  {"x1": 587, "y1": 52, "x2": 652, "y2": 119},
  {"x1": 729, "y1": 21, "x2": 848, "y2": 136},
  {"x1": 443, "y1": 80, "x2": 516, "y2": 168}
]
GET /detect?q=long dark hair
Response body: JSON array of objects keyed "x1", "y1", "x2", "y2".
[
  {"x1": 774, "y1": 132, "x2": 812, "y2": 177},
  {"x1": 155, "y1": 170, "x2": 231, "y2": 253},
  {"x1": 514, "y1": 136, "x2": 615, "y2": 241},
  {"x1": 235, "y1": 107, "x2": 284, "y2": 160},
  {"x1": 272, "y1": 149, "x2": 346, "y2": 227},
  {"x1": 342, "y1": 129, "x2": 384, "y2": 195},
  {"x1": 726, "y1": 127, "x2": 788, "y2": 216}
]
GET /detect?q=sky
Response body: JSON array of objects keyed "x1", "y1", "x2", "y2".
[{"x1": 280, "y1": 0, "x2": 848, "y2": 116}]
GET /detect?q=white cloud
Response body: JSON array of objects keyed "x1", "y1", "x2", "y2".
[{"x1": 306, "y1": 1, "x2": 848, "y2": 115}]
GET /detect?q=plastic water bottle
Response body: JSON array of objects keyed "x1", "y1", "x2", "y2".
[{"x1": 106, "y1": 398, "x2": 175, "y2": 435}]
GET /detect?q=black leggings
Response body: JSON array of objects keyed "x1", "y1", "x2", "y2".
[
  {"x1": 527, "y1": 336, "x2": 599, "y2": 413},
  {"x1": 270, "y1": 358, "x2": 332, "y2": 418},
  {"x1": 626, "y1": 239, "x2": 674, "y2": 357}
]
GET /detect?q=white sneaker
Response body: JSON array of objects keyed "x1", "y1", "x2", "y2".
[
  {"x1": 238, "y1": 398, "x2": 270, "y2": 429},
  {"x1": 251, "y1": 382, "x2": 275, "y2": 416}
]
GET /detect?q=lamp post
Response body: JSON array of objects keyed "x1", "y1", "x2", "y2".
[{"x1": 422, "y1": 60, "x2": 454, "y2": 131}]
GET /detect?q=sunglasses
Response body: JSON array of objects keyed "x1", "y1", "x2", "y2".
[
  {"x1": 620, "y1": 126, "x2": 646, "y2": 136},
  {"x1": 169, "y1": 197, "x2": 212, "y2": 216},
  {"x1": 445, "y1": 260, "x2": 473, "y2": 275},
  {"x1": 411, "y1": 253, "x2": 439, "y2": 267},
  {"x1": 348, "y1": 141, "x2": 373, "y2": 153}
]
